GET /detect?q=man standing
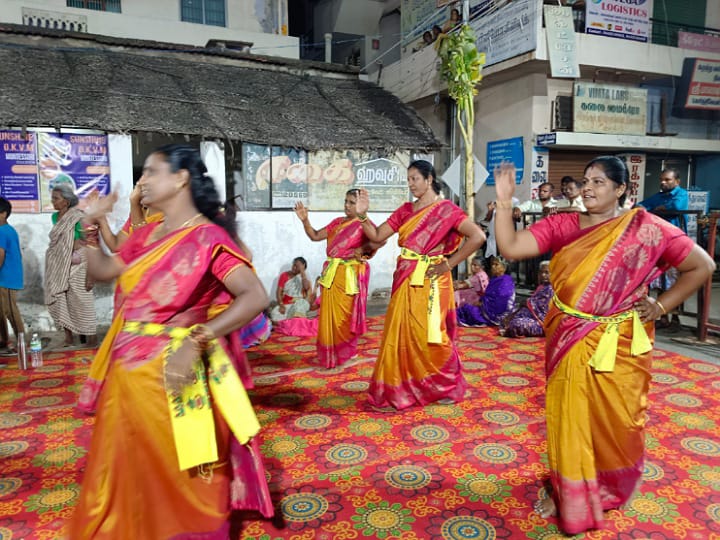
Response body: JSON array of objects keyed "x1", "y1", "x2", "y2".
[
  {"x1": 512, "y1": 182, "x2": 557, "y2": 221},
  {"x1": 556, "y1": 176, "x2": 586, "y2": 213},
  {"x1": 0, "y1": 197, "x2": 25, "y2": 353},
  {"x1": 639, "y1": 168, "x2": 689, "y2": 330},
  {"x1": 639, "y1": 167, "x2": 689, "y2": 228}
]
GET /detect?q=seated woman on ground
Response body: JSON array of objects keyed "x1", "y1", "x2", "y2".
[
  {"x1": 499, "y1": 260, "x2": 553, "y2": 337},
  {"x1": 454, "y1": 255, "x2": 489, "y2": 307},
  {"x1": 457, "y1": 256, "x2": 515, "y2": 327},
  {"x1": 269, "y1": 256, "x2": 312, "y2": 322}
]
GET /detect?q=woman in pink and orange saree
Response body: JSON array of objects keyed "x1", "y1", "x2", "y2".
[
  {"x1": 294, "y1": 189, "x2": 379, "y2": 368},
  {"x1": 355, "y1": 160, "x2": 485, "y2": 410},
  {"x1": 68, "y1": 145, "x2": 273, "y2": 539},
  {"x1": 493, "y1": 156, "x2": 714, "y2": 535}
]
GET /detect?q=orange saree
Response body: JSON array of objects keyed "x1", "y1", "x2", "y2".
[
  {"x1": 68, "y1": 223, "x2": 272, "y2": 540},
  {"x1": 530, "y1": 208, "x2": 695, "y2": 534},
  {"x1": 368, "y1": 200, "x2": 468, "y2": 410},
  {"x1": 317, "y1": 216, "x2": 372, "y2": 368}
]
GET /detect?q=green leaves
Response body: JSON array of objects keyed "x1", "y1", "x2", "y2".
[{"x1": 437, "y1": 24, "x2": 485, "y2": 108}]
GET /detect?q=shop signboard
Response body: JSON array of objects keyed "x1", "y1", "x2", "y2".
[
  {"x1": 530, "y1": 146, "x2": 549, "y2": 199},
  {"x1": 573, "y1": 82, "x2": 647, "y2": 135},
  {"x1": 486, "y1": 137, "x2": 524, "y2": 186},
  {"x1": 684, "y1": 58, "x2": 720, "y2": 111},
  {"x1": 0, "y1": 130, "x2": 39, "y2": 212},
  {"x1": 473, "y1": 0, "x2": 541, "y2": 67},
  {"x1": 617, "y1": 152, "x2": 645, "y2": 208},
  {"x1": 585, "y1": 0, "x2": 653, "y2": 43},
  {"x1": 544, "y1": 5, "x2": 579, "y2": 78},
  {"x1": 308, "y1": 150, "x2": 409, "y2": 211},
  {"x1": 38, "y1": 131, "x2": 110, "y2": 212},
  {"x1": 678, "y1": 32, "x2": 720, "y2": 54}
]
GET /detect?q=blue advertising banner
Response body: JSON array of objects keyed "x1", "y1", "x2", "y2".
[
  {"x1": 0, "y1": 130, "x2": 40, "y2": 212},
  {"x1": 38, "y1": 132, "x2": 110, "y2": 212},
  {"x1": 486, "y1": 137, "x2": 524, "y2": 185}
]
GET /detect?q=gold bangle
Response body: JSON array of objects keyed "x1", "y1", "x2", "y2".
[
  {"x1": 656, "y1": 300, "x2": 668, "y2": 315},
  {"x1": 357, "y1": 214, "x2": 368, "y2": 222},
  {"x1": 496, "y1": 200, "x2": 513, "y2": 209}
]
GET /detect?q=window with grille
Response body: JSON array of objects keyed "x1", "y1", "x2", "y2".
[
  {"x1": 181, "y1": 0, "x2": 226, "y2": 27},
  {"x1": 67, "y1": 0, "x2": 121, "y2": 13}
]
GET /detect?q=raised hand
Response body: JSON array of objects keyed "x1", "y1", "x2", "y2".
[
  {"x1": 356, "y1": 189, "x2": 370, "y2": 215},
  {"x1": 84, "y1": 190, "x2": 119, "y2": 224},
  {"x1": 294, "y1": 201, "x2": 309, "y2": 222},
  {"x1": 494, "y1": 162, "x2": 517, "y2": 203}
]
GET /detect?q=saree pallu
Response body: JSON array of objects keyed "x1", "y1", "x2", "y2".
[
  {"x1": 70, "y1": 223, "x2": 272, "y2": 540},
  {"x1": 317, "y1": 217, "x2": 372, "y2": 368},
  {"x1": 533, "y1": 209, "x2": 695, "y2": 534},
  {"x1": 368, "y1": 200, "x2": 467, "y2": 410}
]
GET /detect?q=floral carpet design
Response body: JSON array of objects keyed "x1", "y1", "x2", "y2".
[{"x1": 0, "y1": 317, "x2": 719, "y2": 539}]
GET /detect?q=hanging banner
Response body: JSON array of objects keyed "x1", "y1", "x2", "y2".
[
  {"x1": 308, "y1": 150, "x2": 409, "y2": 211},
  {"x1": 585, "y1": 0, "x2": 653, "y2": 43},
  {"x1": 544, "y1": 5, "x2": 579, "y2": 78},
  {"x1": 573, "y1": 82, "x2": 647, "y2": 135},
  {"x1": 37, "y1": 132, "x2": 110, "y2": 212},
  {"x1": 617, "y1": 153, "x2": 645, "y2": 208},
  {"x1": 0, "y1": 130, "x2": 40, "y2": 213}
]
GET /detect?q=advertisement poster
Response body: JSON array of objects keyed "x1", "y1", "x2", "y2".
[
  {"x1": 544, "y1": 5, "x2": 579, "y2": 78},
  {"x1": 617, "y1": 153, "x2": 645, "y2": 208},
  {"x1": 473, "y1": 0, "x2": 540, "y2": 67},
  {"x1": 242, "y1": 143, "x2": 272, "y2": 209},
  {"x1": 684, "y1": 58, "x2": 720, "y2": 111},
  {"x1": 308, "y1": 150, "x2": 409, "y2": 211},
  {"x1": 0, "y1": 130, "x2": 39, "y2": 213},
  {"x1": 269, "y1": 147, "x2": 309, "y2": 209},
  {"x1": 585, "y1": 0, "x2": 653, "y2": 43},
  {"x1": 574, "y1": 82, "x2": 648, "y2": 135},
  {"x1": 38, "y1": 132, "x2": 110, "y2": 212},
  {"x1": 486, "y1": 137, "x2": 524, "y2": 186}
]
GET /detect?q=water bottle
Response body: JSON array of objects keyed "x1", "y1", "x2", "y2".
[
  {"x1": 16, "y1": 332, "x2": 27, "y2": 370},
  {"x1": 29, "y1": 333, "x2": 43, "y2": 368}
]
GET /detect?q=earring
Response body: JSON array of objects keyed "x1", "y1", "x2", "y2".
[{"x1": 176, "y1": 182, "x2": 186, "y2": 190}]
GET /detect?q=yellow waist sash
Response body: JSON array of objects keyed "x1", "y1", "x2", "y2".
[
  {"x1": 400, "y1": 247, "x2": 445, "y2": 344},
  {"x1": 122, "y1": 321, "x2": 261, "y2": 471},
  {"x1": 552, "y1": 294, "x2": 652, "y2": 372},
  {"x1": 318, "y1": 257, "x2": 361, "y2": 295}
]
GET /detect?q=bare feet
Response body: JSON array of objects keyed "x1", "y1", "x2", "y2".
[{"x1": 533, "y1": 496, "x2": 557, "y2": 518}]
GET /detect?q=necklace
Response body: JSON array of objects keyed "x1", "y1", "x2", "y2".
[
  {"x1": 148, "y1": 213, "x2": 204, "y2": 244},
  {"x1": 178, "y1": 213, "x2": 204, "y2": 229}
]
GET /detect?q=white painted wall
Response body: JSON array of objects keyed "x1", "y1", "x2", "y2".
[
  {"x1": 238, "y1": 211, "x2": 400, "y2": 301},
  {"x1": 0, "y1": 0, "x2": 298, "y2": 58},
  {"x1": 706, "y1": 1, "x2": 720, "y2": 30}
]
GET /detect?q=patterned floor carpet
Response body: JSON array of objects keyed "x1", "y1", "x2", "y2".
[{"x1": 1, "y1": 317, "x2": 719, "y2": 539}]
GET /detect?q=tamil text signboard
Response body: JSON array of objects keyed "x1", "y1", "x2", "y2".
[
  {"x1": 684, "y1": 58, "x2": 720, "y2": 111},
  {"x1": 573, "y1": 82, "x2": 647, "y2": 135}
]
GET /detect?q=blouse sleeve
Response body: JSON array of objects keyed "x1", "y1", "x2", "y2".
[
  {"x1": 386, "y1": 203, "x2": 410, "y2": 232},
  {"x1": 212, "y1": 248, "x2": 250, "y2": 282},
  {"x1": 656, "y1": 217, "x2": 695, "y2": 267},
  {"x1": 528, "y1": 214, "x2": 578, "y2": 254}
]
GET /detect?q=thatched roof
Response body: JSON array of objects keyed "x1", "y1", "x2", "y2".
[{"x1": 0, "y1": 25, "x2": 440, "y2": 151}]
